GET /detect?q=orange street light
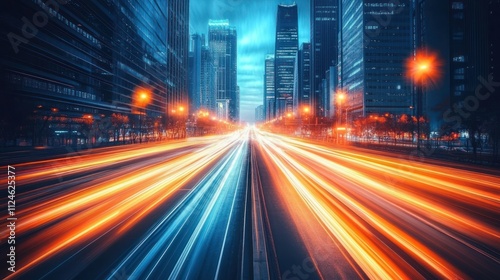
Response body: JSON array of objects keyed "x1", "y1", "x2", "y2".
[
  {"x1": 133, "y1": 87, "x2": 152, "y2": 144},
  {"x1": 133, "y1": 86, "x2": 152, "y2": 109},
  {"x1": 406, "y1": 50, "x2": 441, "y2": 86},
  {"x1": 337, "y1": 92, "x2": 346, "y2": 102},
  {"x1": 302, "y1": 106, "x2": 311, "y2": 128},
  {"x1": 406, "y1": 49, "x2": 441, "y2": 150},
  {"x1": 336, "y1": 91, "x2": 347, "y2": 128}
]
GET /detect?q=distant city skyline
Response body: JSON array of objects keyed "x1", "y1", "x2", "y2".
[{"x1": 189, "y1": 0, "x2": 310, "y2": 122}]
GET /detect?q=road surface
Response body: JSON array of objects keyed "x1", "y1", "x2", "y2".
[{"x1": 2, "y1": 128, "x2": 499, "y2": 279}]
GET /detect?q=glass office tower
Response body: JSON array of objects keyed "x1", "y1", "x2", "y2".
[
  {"x1": 311, "y1": 0, "x2": 339, "y2": 117},
  {"x1": 0, "y1": 0, "x2": 189, "y2": 146},
  {"x1": 275, "y1": 4, "x2": 298, "y2": 118},
  {"x1": 340, "y1": 0, "x2": 413, "y2": 119},
  {"x1": 264, "y1": 54, "x2": 275, "y2": 121},
  {"x1": 208, "y1": 20, "x2": 238, "y2": 122}
]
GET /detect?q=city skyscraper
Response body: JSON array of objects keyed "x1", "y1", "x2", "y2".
[
  {"x1": 449, "y1": 0, "x2": 490, "y2": 107},
  {"x1": 445, "y1": 0, "x2": 500, "y2": 143},
  {"x1": 189, "y1": 34, "x2": 215, "y2": 115},
  {"x1": 491, "y1": 0, "x2": 500, "y2": 83},
  {"x1": 189, "y1": 34, "x2": 203, "y2": 115},
  {"x1": 200, "y1": 39, "x2": 216, "y2": 114},
  {"x1": 255, "y1": 105, "x2": 264, "y2": 123},
  {"x1": 294, "y1": 42, "x2": 311, "y2": 115},
  {"x1": 167, "y1": 0, "x2": 190, "y2": 120},
  {"x1": 0, "y1": 0, "x2": 189, "y2": 145},
  {"x1": 208, "y1": 19, "x2": 238, "y2": 122},
  {"x1": 275, "y1": 4, "x2": 298, "y2": 118},
  {"x1": 264, "y1": 54, "x2": 275, "y2": 121},
  {"x1": 311, "y1": 0, "x2": 340, "y2": 117},
  {"x1": 414, "y1": 0, "x2": 450, "y2": 131},
  {"x1": 322, "y1": 65, "x2": 337, "y2": 118},
  {"x1": 340, "y1": 0, "x2": 413, "y2": 119}
]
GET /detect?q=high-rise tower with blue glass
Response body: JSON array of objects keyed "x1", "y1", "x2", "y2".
[
  {"x1": 275, "y1": 4, "x2": 298, "y2": 118},
  {"x1": 340, "y1": 0, "x2": 413, "y2": 119},
  {"x1": 208, "y1": 20, "x2": 238, "y2": 122}
]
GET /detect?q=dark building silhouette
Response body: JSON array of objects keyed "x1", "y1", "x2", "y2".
[
  {"x1": 311, "y1": 0, "x2": 339, "y2": 117},
  {"x1": 0, "y1": 0, "x2": 189, "y2": 146},
  {"x1": 415, "y1": 0, "x2": 450, "y2": 131},
  {"x1": 444, "y1": 0, "x2": 500, "y2": 153},
  {"x1": 275, "y1": 3, "x2": 298, "y2": 118},
  {"x1": 449, "y1": 0, "x2": 489, "y2": 107},
  {"x1": 491, "y1": 0, "x2": 500, "y2": 82}
]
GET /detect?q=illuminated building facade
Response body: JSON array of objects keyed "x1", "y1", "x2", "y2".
[
  {"x1": 275, "y1": 4, "x2": 298, "y2": 118},
  {"x1": 311, "y1": 0, "x2": 339, "y2": 117},
  {"x1": 208, "y1": 19, "x2": 238, "y2": 122},
  {"x1": 340, "y1": 0, "x2": 413, "y2": 119},
  {"x1": 264, "y1": 54, "x2": 275, "y2": 121},
  {"x1": 0, "y1": 0, "x2": 189, "y2": 145}
]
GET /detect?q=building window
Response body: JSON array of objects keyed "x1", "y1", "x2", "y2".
[
  {"x1": 453, "y1": 12, "x2": 464, "y2": 19},
  {"x1": 453, "y1": 32, "x2": 464, "y2": 40},
  {"x1": 452, "y1": 2, "x2": 464, "y2": 10}
]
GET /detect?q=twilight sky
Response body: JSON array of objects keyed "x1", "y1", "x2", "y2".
[{"x1": 189, "y1": 0, "x2": 310, "y2": 123}]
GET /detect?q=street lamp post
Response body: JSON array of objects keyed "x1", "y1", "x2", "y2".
[
  {"x1": 406, "y1": 50, "x2": 441, "y2": 151},
  {"x1": 179, "y1": 106, "x2": 185, "y2": 138},
  {"x1": 416, "y1": 82, "x2": 423, "y2": 150},
  {"x1": 337, "y1": 92, "x2": 345, "y2": 126},
  {"x1": 169, "y1": 106, "x2": 186, "y2": 139},
  {"x1": 303, "y1": 106, "x2": 310, "y2": 137},
  {"x1": 134, "y1": 88, "x2": 150, "y2": 144},
  {"x1": 139, "y1": 92, "x2": 148, "y2": 143},
  {"x1": 337, "y1": 91, "x2": 346, "y2": 144}
]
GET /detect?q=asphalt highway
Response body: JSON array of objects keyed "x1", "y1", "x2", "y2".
[{"x1": 1, "y1": 128, "x2": 499, "y2": 279}]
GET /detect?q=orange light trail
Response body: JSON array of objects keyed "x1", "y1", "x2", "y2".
[
  {"x1": 2, "y1": 129, "x2": 498, "y2": 279},
  {"x1": 254, "y1": 129, "x2": 500, "y2": 279},
  {"x1": 1, "y1": 133, "x2": 245, "y2": 279}
]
